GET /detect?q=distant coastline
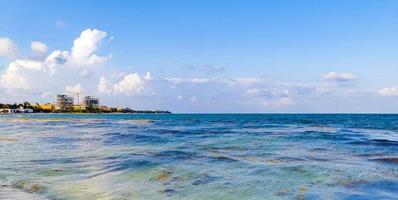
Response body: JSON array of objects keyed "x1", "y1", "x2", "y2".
[{"x1": 0, "y1": 101, "x2": 171, "y2": 114}]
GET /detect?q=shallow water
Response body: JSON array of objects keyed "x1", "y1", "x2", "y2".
[{"x1": 0, "y1": 114, "x2": 398, "y2": 199}]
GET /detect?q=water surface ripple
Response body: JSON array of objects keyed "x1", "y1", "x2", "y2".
[{"x1": 0, "y1": 114, "x2": 398, "y2": 199}]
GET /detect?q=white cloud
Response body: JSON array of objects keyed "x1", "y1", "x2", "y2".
[
  {"x1": 0, "y1": 28, "x2": 109, "y2": 93},
  {"x1": 0, "y1": 37, "x2": 19, "y2": 58},
  {"x1": 243, "y1": 87, "x2": 294, "y2": 107},
  {"x1": 225, "y1": 77, "x2": 262, "y2": 87},
  {"x1": 0, "y1": 59, "x2": 54, "y2": 90},
  {"x1": 45, "y1": 50, "x2": 68, "y2": 74},
  {"x1": 97, "y1": 76, "x2": 113, "y2": 94},
  {"x1": 31, "y1": 41, "x2": 48, "y2": 55},
  {"x1": 71, "y1": 28, "x2": 108, "y2": 66},
  {"x1": 113, "y1": 73, "x2": 145, "y2": 95},
  {"x1": 165, "y1": 77, "x2": 210, "y2": 84},
  {"x1": 98, "y1": 73, "x2": 151, "y2": 96},
  {"x1": 323, "y1": 72, "x2": 357, "y2": 82},
  {"x1": 378, "y1": 86, "x2": 398, "y2": 96},
  {"x1": 65, "y1": 83, "x2": 82, "y2": 95},
  {"x1": 144, "y1": 72, "x2": 152, "y2": 80},
  {"x1": 245, "y1": 88, "x2": 289, "y2": 97}
]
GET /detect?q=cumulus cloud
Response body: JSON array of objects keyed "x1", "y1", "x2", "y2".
[
  {"x1": 0, "y1": 28, "x2": 109, "y2": 93},
  {"x1": 71, "y1": 29, "x2": 108, "y2": 66},
  {"x1": 113, "y1": 74, "x2": 144, "y2": 95},
  {"x1": 245, "y1": 87, "x2": 293, "y2": 106},
  {"x1": 0, "y1": 37, "x2": 19, "y2": 58},
  {"x1": 378, "y1": 86, "x2": 398, "y2": 96},
  {"x1": 0, "y1": 59, "x2": 54, "y2": 90},
  {"x1": 323, "y1": 72, "x2": 357, "y2": 82},
  {"x1": 97, "y1": 76, "x2": 113, "y2": 94},
  {"x1": 31, "y1": 41, "x2": 48, "y2": 55},
  {"x1": 98, "y1": 72, "x2": 151, "y2": 96}
]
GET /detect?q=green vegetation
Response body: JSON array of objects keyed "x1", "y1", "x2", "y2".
[{"x1": 0, "y1": 101, "x2": 171, "y2": 114}]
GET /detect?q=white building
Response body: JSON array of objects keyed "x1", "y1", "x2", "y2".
[
  {"x1": 83, "y1": 96, "x2": 100, "y2": 108},
  {"x1": 17, "y1": 106, "x2": 34, "y2": 113},
  {"x1": 55, "y1": 95, "x2": 74, "y2": 109}
]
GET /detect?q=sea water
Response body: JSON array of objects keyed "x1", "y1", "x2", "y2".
[{"x1": 0, "y1": 114, "x2": 397, "y2": 199}]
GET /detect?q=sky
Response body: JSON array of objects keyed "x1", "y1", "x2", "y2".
[{"x1": 0, "y1": 0, "x2": 398, "y2": 113}]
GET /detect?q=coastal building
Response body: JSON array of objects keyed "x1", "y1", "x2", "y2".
[
  {"x1": 55, "y1": 95, "x2": 74, "y2": 110},
  {"x1": 72, "y1": 105, "x2": 84, "y2": 111},
  {"x1": 17, "y1": 106, "x2": 33, "y2": 113},
  {"x1": 99, "y1": 106, "x2": 117, "y2": 112},
  {"x1": 36, "y1": 103, "x2": 54, "y2": 111},
  {"x1": 0, "y1": 108, "x2": 17, "y2": 114},
  {"x1": 83, "y1": 96, "x2": 100, "y2": 108}
]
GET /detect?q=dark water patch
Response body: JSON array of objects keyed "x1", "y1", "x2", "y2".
[
  {"x1": 192, "y1": 174, "x2": 219, "y2": 185},
  {"x1": 207, "y1": 154, "x2": 240, "y2": 163},
  {"x1": 349, "y1": 139, "x2": 398, "y2": 147},
  {"x1": 208, "y1": 145, "x2": 249, "y2": 152},
  {"x1": 17, "y1": 157, "x2": 83, "y2": 165},
  {"x1": 158, "y1": 188, "x2": 175, "y2": 196},
  {"x1": 125, "y1": 125, "x2": 150, "y2": 131},
  {"x1": 305, "y1": 156, "x2": 330, "y2": 162},
  {"x1": 309, "y1": 147, "x2": 329, "y2": 152},
  {"x1": 143, "y1": 129, "x2": 196, "y2": 139},
  {"x1": 356, "y1": 153, "x2": 389, "y2": 158},
  {"x1": 104, "y1": 132, "x2": 167, "y2": 145},
  {"x1": 104, "y1": 153, "x2": 147, "y2": 161},
  {"x1": 372, "y1": 139, "x2": 398, "y2": 146},
  {"x1": 43, "y1": 136, "x2": 100, "y2": 144},
  {"x1": 43, "y1": 136, "x2": 81, "y2": 143},
  {"x1": 153, "y1": 150, "x2": 200, "y2": 161},
  {"x1": 250, "y1": 168, "x2": 270, "y2": 175},
  {"x1": 275, "y1": 156, "x2": 306, "y2": 162},
  {"x1": 371, "y1": 157, "x2": 398, "y2": 165},
  {"x1": 104, "y1": 159, "x2": 158, "y2": 173}
]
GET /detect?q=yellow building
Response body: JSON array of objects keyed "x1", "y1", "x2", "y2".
[
  {"x1": 34, "y1": 103, "x2": 54, "y2": 111},
  {"x1": 72, "y1": 105, "x2": 84, "y2": 111}
]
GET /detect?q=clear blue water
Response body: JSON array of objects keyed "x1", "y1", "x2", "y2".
[{"x1": 0, "y1": 114, "x2": 398, "y2": 199}]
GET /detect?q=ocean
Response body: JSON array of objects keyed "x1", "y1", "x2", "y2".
[{"x1": 0, "y1": 114, "x2": 397, "y2": 199}]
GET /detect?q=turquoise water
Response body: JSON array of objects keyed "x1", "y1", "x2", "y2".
[{"x1": 0, "y1": 114, "x2": 398, "y2": 199}]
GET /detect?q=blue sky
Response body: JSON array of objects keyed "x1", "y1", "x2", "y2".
[{"x1": 0, "y1": 0, "x2": 398, "y2": 113}]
